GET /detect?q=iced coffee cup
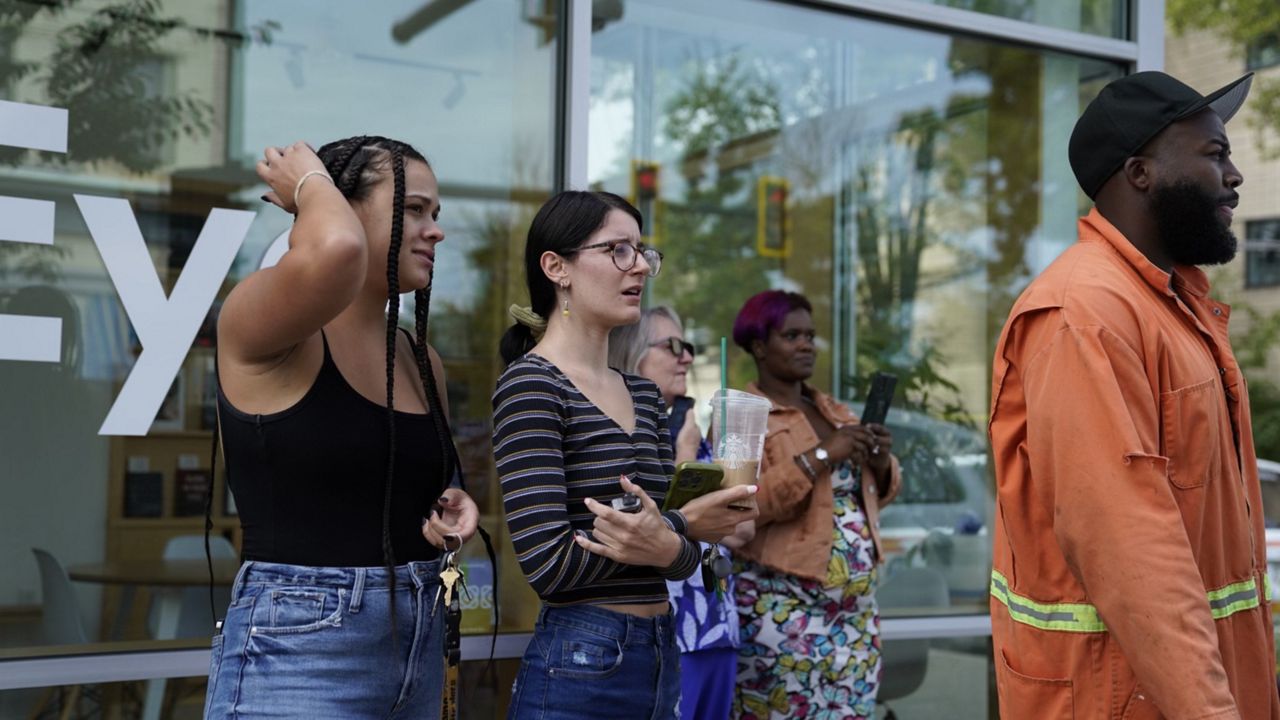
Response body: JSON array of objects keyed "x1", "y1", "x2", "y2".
[{"x1": 708, "y1": 389, "x2": 772, "y2": 511}]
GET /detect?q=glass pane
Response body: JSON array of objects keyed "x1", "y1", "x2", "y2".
[
  {"x1": 1246, "y1": 34, "x2": 1280, "y2": 71},
  {"x1": 0, "y1": 679, "x2": 204, "y2": 719},
  {"x1": 589, "y1": 0, "x2": 1123, "y2": 623},
  {"x1": 878, "y1": 636, "x2": 993, "y2": 717},
  {"x1": 1246, "y1": 220, "x2": 1280, "y2": 289},
  {"x1": 0, "y1": 0, "x2": 556, "y2": 674},
  {"x1": 916, "y1": 0, "x2": 1129, "y2": 38},
  {"x1": 0, "y1": 663, "x2": 516, "y2": 720}
]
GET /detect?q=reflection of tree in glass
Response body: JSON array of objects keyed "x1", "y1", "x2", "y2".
[
  {"x1": 851, "y1": 104, "x2": 979, "y2": 427},
  {"x1": 0, "y1": 1, "x2": 273, "y2": 280},
  {"x1": 0, "y1": 1, "x2": 284, "y2": 171},
  {"x1": 657, "y1": 56, "x2": 781, "y2": 383},
  {"x1": 42, "y1": 0, "x2": 214, "y2": 172}
]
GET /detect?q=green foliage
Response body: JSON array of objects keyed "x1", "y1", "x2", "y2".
[
  {"x1": 1231, "y1": 303, "x2": 1280, "y2": 461},
  {"x1": 657, "y1": 52, "x2": 976, "y2": 423},
  {"x1": 45, "y1": 0, "x2": 215, "y2": 172},
  {"x1": 657, "y1": 56, "x2": 781, "y2": 387},
  {"x1": 1167, "y1": 0, "x2": 1280, "y2": 45}
]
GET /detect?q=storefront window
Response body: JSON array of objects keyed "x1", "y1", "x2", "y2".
[
  {"x1": 917, "y1": 0, "x2": 1129, "y2": 38},
  {"x1": 590, "y1": 1, "x2": 1123, "y2": 709},
  {"x1": 590, "y1": 6, "x2": 1120, "y2": 708},
  {"x1": 0, "y1": 0, "x2": 555, "y2": 692}
]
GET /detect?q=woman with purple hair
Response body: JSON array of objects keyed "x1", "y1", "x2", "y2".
[{"x1": 729, "y1": 290, "x2": 900, "y2": 720}]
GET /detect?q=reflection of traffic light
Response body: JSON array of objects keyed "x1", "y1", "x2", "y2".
[
  {"x1": 757, "y1": 176, "x2": 789, "y2": 258},
  {"x1": 632, "y1": 160, "x2": 659, "y2": 202},
  {"x1": 631, "y1": 160, "x2": 660, "y2": 240}
]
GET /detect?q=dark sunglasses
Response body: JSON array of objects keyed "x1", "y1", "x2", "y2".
[{"x1": 649, "y1": 336, "x2": 695, "y2": 358}]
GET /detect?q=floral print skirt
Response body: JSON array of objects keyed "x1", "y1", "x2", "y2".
[{"x1": 733, "y1": 468, "x2": 881, "y2": 720}]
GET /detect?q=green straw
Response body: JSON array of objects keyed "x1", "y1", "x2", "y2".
[{"x1": 718, "y1": 336, "x2": 728, "y2": 456}]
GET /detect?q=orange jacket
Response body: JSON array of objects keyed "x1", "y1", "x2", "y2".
[
  {"x1": 989, "y1": 209, "x2": 1277, "y2": 720},
  {"x1": 736, "y1": 382, "x2": 900, "y2": 581}
]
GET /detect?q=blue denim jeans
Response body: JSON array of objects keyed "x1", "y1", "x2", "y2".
[
  {"x1": 508, "y1": 604, "x2": 681, "y2": 720},
  {"x1": 204, "y1": 560, "x2": 444, "y2": 719}
]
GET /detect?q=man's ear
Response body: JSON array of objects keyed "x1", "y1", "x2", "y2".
[
  {"x1": 540, "y1": 250, "x2": 569, "y2": 287},
  {"x1": 1121, "y1": 155, "x2": 1154, "y2": 193}
]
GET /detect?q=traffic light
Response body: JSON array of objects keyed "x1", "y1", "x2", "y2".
[
  {"x1": 631, "y1": 160, "x2": 660, "y2": 241},
  {"x1": 757, "y1": 176, "x2": 790, "y2": 258},
  {"x1": 631, "y1": 160, "x2": 659, "y2": 203}
]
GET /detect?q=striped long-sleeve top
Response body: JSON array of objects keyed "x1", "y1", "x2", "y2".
[{"x1": 492, "y1": 353, "x2": 699, "y2": 606}]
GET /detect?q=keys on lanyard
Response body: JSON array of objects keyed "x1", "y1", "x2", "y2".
[
  {"x1": 699, "y1": 544, "x2": 732, "y2": 601},
  {"x1": 439, "y1": 536, "x2": 466, "y2": 720}
]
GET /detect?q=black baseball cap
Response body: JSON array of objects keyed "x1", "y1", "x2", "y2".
[{"x1": 1069, "y1": 71, "x2": 1253, "y2": 199}]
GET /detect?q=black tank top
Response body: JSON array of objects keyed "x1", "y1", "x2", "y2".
[{"x1": 218, "y1": 331, "x2": 446, "y2": 566}]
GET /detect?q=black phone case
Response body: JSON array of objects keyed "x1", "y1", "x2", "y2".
[{"x1": 860, "y1": 372, "x2": 897, "y2": 426}]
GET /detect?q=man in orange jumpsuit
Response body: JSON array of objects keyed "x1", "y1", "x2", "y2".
[{"x1": 990, "y1": 70, "x2": 1279, "y2": 719}]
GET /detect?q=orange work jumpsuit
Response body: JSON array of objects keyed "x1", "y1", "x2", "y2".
[{"x1": 989, "y1": 209, "x2": 1278, "y2": 719}]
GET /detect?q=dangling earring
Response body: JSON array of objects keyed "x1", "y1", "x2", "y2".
[{"x1": 560, "y1": 280, "x2": 570, "y2": 317}]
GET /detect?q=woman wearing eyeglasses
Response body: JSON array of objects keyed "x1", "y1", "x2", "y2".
[
  {"x1": 609, "y1": 307, "x2": 756, "y2": 720},
  {"x1": 494, "y1": 192, "x2": 757, "y2": 719}
]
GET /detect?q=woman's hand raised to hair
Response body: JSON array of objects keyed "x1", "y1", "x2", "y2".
[
  {"x1": 255, "y1": 141, "x2": 330, "y2": 214},
  {"x1": 575, "y1": 475, "x2": 683, "y2": 567},
  {"x1": 421, "y1": 488, "x2": 479, "y2": 550},
  {"x1": 679, "y1": 484, "x2": 759, "y2": 543}
]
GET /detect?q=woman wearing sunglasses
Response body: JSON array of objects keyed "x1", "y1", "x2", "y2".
[
  {"x1": 609, "y1": 307, "x2": 756, "y2": 720},
  {"x1": 494, "y1": 192, "x2": 757, "y2": 719}
]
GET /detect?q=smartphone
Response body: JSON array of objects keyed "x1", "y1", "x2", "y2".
[
  {"x1": 860, "y1": 372, "x2": 898, "y2": 426},
  {"x1": 662, "y1": 461, "x2": 725, "y2": 512}
]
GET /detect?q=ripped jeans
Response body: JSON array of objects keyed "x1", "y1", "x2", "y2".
[
  {"x1": 204, "y1": 560, "x2": 445, "y2": 719},
  {"x1": 508, "y1": 604, "x2": 681, "y2": 720}
]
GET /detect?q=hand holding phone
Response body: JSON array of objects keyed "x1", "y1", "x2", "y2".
[{"x1": 662, "y1": 462, "x2": 724, "y2": 512}]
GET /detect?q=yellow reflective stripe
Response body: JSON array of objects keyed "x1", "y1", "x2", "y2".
[
  {"x1": 989, "y1": 570, "x2": 1107, "y2": 633},
  {"x1": 1206, "y1": 578, "x2": 1259, "y2": 620},
  {"x1": 991, "y1": 571, "x2": 1263, "y2": 632},
  {"x1": 1265, "y1": 574, "x2": 1273, "y2": 603}
]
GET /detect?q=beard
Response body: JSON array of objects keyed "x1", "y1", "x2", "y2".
[{"x1": 1150, "y1": 179, "x2": 1238, "y2": 266}]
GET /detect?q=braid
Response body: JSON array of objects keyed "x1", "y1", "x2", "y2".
[
  {"x1": 322, "y1": 135, "x2": 370, "y2": 195},
  {"x1": 414, "y1": 287, "x2": 458, "y2": 488},
  {"x1": 381, "y1": 146, "x2": 408, "y2": 646},
  {"x1": 310, "y1": 135, "x2": 428, "y2": 648}
]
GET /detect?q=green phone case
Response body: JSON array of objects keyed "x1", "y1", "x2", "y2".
[{"x1": 662, "y1": 461, "x2": 725, "y2": 511}]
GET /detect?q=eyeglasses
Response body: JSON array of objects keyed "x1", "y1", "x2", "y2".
[
  {"x1": 562, "y1": 240, "x2": 663, "y2": 277},
  {"x1": 649, "y1": 336, "x2": 695, "y2": 358}
]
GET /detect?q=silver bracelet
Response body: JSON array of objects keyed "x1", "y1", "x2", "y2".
[
  {"x1": 293, "y1": 170, "x2": 333, "y2": 207},
  {"x1": 795, "y1": 451, "x2": 819, "y2": 482}
]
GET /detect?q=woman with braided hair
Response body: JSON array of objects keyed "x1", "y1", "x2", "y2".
[{"x1": 204, "y1": 136, "x2": 478, "y2": 718}]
